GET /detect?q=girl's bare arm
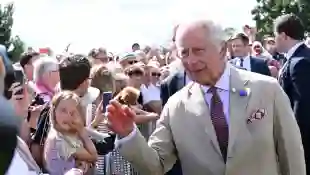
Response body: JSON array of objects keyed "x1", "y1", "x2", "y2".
[{"x1": 73, "y1": 129, "x2": 98, "y2": 163}]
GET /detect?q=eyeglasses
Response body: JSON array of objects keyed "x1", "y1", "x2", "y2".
[
  {"x1": 128, "y1": 60, "x2": 138, "y2": 65},
  {"x1": 151, "y1": 72, "x2": 161, "y2": 77},
  {"x1": 128, "y1": 70, "x2": 144, "y2": 76}
]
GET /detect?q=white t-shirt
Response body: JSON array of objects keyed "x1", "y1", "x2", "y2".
[
  {"x1": 140, "y1": 84, "x2": 161, "y2": 105},
  {"x1": 6, "y1": 150, "x2": 34, "y2": 175}
]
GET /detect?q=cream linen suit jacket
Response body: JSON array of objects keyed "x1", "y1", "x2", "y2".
[{"x1": 118, "y1": 66, "x2": 306, "y2": 175}]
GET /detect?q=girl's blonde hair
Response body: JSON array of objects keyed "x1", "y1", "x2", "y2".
[{"x1": 50, "y1": 91, "x2": 84, "y2": 132}]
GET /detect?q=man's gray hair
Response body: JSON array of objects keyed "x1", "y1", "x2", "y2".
[
  {"x1": 205, "y1": 20, "x2": 229, "y2": 51},
  {"x1": 176, "y1": 19, "x2": 230, "y2": 51},
  {"x1": 33, "y1": 56, "x2": 59, "y2": 82}
]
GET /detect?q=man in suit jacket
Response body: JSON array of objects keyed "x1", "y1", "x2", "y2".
[
  {"x1": 107, "y1": 20, "x2": 305, "y2": 175},
  {"x1": 276, "y1": 14, "x2": 310, "y2": 174},
  {"x1": 161, "y1": 60, "x2": 186, "y2": 106},
  {"x1": 160, "y1": 60, "x2": 186, "y2": 175},
  {"x1": 230, "y1": 33, "x2": 271, "y2": 76}
]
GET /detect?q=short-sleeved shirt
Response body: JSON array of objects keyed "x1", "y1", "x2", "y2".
[{"x1": 140, "y1": 84, "x2": 160, "y2": 105}]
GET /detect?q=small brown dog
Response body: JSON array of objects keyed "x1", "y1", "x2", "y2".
[{"x1": 114, "y1": 87, "x2": 140, "y2": 106}]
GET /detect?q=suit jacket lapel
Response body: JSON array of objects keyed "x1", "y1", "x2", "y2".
[
  {"x1": 228, "y1": 67, "x2": 252, "y2": 158},
  {"x1": 187, "y1": 83, "x2": 222, "y2": 156}
]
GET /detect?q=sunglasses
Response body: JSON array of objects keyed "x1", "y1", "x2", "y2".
[
  {"x1": 128, "y1": 70, "x2": 144, "y2": 76},
  {"x1": 128, "y1": 60, "x2": 138, "y2": 65},
  {"x1": 151, "y1": 72, "x2": 161, "y2": 77}
]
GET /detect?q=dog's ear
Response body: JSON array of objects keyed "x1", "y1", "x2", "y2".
[
  {"x1": 113, "y1": 91, "x2": 125, "y2": 105},
  {"x1": 122, "y1": 87, "x2": 140, "y2": 105},
  {"x1": 114, "y1": 87, "x2": 140, "y2": 106}
]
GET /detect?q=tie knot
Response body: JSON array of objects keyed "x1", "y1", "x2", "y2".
[{"x1": 207, "y1": 86, "x2": 217, "y2": 94}]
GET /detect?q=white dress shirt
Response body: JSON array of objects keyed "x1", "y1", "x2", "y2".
[
  {"x1": 116, "y1": 64, "x2": 231, "y2": 146},
  {"x1": 234, "y1": 56, "x2": 251, "y2": 71}
]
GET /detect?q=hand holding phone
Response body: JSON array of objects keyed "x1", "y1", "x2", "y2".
[
  {"x1": 102, "y1": 91, "x2": 113, "y2": 113},
  {"x1": 91, "y1": 91, "x2": 113, "y2": 128},
  {"x1": 10, "y1": 82, "x2": 24, "y2": 100},
  {"x1": 13, "y1": 70, "x2": 25, "y2": 95},
  {"x1": 9, "y1": 82, "x2": 29, "y2": 117}
]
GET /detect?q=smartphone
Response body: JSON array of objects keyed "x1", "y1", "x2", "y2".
[
  {"x1": 102, "y1": 91, "x2": 113, "y2": 113},
  {"x1": 14, "y1": 70, "x2": 24, "y2": 95}
]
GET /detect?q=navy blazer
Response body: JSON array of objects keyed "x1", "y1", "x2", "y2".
[
  {"x1": 230, "y1": 56, "x2": 271, "y2": 76},
  {"x1": 160, "y1": 71, "x2": 186, "y2": 106},
  {"x1": 160, "y1": 72, "x2": 185, "y2": 175},
  {"x1": 279, "y1": 43, "x2": 310, "y2": 172}
]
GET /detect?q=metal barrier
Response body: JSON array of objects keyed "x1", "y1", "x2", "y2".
[{"x1": 93, "y1": 104, "x2": 157, "y2": 175}]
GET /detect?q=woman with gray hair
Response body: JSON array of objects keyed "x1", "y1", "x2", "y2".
[
  {"x1": 28, "y1": 57, "x2": 60, "y2": 135},
  {"x1": 32, "y1": 56, "x2": 60, "y2": 102}
]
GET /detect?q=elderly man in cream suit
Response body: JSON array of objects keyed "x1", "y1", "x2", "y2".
[{"x1": 106, "y1": 19, "x2": 306, "y2": 175}]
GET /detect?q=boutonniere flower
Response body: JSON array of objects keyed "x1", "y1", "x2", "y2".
[{"x1": 231, "y1": 87, "x2": 251, "y2": 97}]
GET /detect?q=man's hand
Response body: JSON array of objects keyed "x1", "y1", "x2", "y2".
[
  {"x1": 9, "y1": 82, "x2": 30, "y2": 117},
  {"x1": 106, "y1": 100, "x2": 135, "y2": 137}
]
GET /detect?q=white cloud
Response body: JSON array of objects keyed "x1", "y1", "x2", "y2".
[{"x1": 5, "y1": 0, "x2": 256, "y2": 53}]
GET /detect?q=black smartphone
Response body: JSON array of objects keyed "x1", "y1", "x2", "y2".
[
  {"x1": 14, "y1": 70, "x2": 24, "y2": 95},
  {"x1": 102, "y1": 91, "x2": 113, "y2": 113}
]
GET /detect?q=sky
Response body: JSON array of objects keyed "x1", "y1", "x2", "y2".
[{"x1": 2, "y1": 0, "x2": 256, "y2": 53}]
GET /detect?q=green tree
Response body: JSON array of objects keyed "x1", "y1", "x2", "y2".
[
  {"x1": 251, "y1": 0, "x2": 310, "y2": 40},
  {"x1": 224, "y1": 27, "x2": 237, "y2": 39},
  {"x1": 0, "y1": 3, "x2": 25, "y2": 62},
  {"x1": 8, "y1": 36, "x2": 25, "y2": 62}
]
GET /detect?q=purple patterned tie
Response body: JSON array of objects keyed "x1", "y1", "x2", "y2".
[{"x1": 208, "y1": 86, "x2": 229, "y2": 161}]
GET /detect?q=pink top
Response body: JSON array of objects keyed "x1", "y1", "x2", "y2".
[{"x1": 33, "y1": 81, "x2": 55, "y2": 102}]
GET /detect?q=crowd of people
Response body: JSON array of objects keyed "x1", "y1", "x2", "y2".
[{"x1": 0, "y1": 13, "x2": 309, "y2": 175}]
